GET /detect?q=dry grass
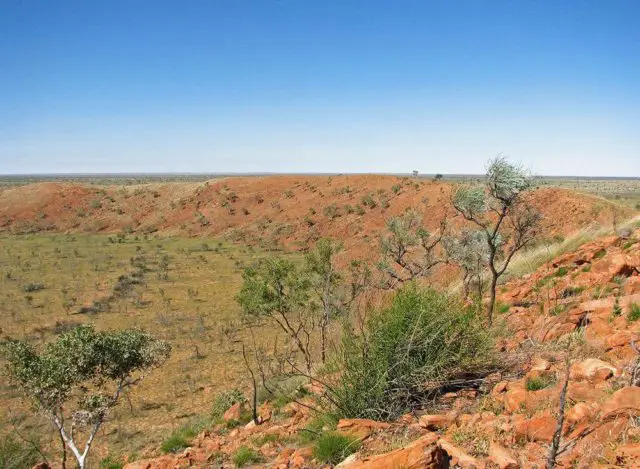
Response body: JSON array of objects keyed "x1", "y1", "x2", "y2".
[
  {"x1": 0, "y1": 233, "x2": 299, "y2": 461},
  {"x1": 504, "y1": 214, "x2": 640, "y2": 282}
]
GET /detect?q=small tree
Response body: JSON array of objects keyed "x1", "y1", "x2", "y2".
[
  {"x1": 236, "y1": 257, "x2": 315, "y2": 372},
  {"x1": 304, "y1": 238, "x2": 370, "y2": 364},
  {"x1": 377, "y1": 209, "x2": 447, "y2": 289},
  {"x1": 453, "y1": 156, "x2": 541, "y2": 324},
  {"x1": 445, "y1": 229, "x2": 489, "y2": 301},
  {"x1": 3, "y1": 325, "x2": 170, "y2": 469}
]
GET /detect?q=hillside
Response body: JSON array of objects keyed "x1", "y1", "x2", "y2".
[
  {"x1": 0, "y1": 176, "x2": 633, "y2": 260},
  {"x1": 123, "y1": 222, "x2": 640, "y2": 469}
]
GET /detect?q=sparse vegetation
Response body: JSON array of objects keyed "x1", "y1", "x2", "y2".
[
  {"x1": 232, "y1": 446, "x2": 262, "y2": 467},
  {"x1": 312, "y1": 432, "x2": 360, "y2": 465},
  {"x1": 323, "y1": 285, "x2": 494, "y2": 420}
]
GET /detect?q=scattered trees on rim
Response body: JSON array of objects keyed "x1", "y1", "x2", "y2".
[
  {"x1": 453, "y1": 156, "x2": 541, "y2": 324},
  {"x1": 3, "y1": 325, "x2": 171, "y2": 469},
  {"x1": 377, "y1": 208, "x2": 448, "y2": 289},
  {"x1": 305, "y1": 238, "x2": 370, "y2": 364},
  {"x1": 237, "y1": 257, "x2": 314, "y2": 372},
  {"x1": 236, "y1": 239, "x2": 369, "y2": 373}
]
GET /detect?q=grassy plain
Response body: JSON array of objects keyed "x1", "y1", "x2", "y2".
[{"x1": 0, "y1": 233, "x2": 298, "y2": 462}]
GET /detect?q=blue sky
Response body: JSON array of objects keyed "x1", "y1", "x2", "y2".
[{"x1": 1, "y1": 0, "x2": 638, "y2": 176}]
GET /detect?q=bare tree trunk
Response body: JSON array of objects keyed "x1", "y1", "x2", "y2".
[
  {"x1": 242, "y1": 343, "x2": 258, "y2": 423},
  {"x1": 320, "y1": 311, "x2": 328, "y2": 364},
  {"x1": 488, "y1": 273, "x2": 498, "y2": 326},
  {"x1": 59, "y1": 428, "x2": 67, "y2": 469},
  {"x1": 547, "y1": 357, "x2": 571, "y2": 469}
]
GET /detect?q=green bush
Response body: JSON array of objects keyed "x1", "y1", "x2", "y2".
[
  {"x1": 526, "y1": 375, "x2": 554, "y2": 391},
  {"x1": 629, "y1": 303, "x2": 640, "y2": 322},
  {"x1": 161, "y1": 425, "x2": 199, "y2": 453},
  {"x1": 0, "y1": 436, "x2": 39, "y2": 469},
  {"x1": 554, "y1": 266, "x2": 569, "y2": 277},
  {"x1": 232, "y1": 446, "x2": 262, "y2": 467},
  {"x1": 100, "y1": 455, "x2": 124, "y2": 469},
  {"x1": 312, "y1": 432, "x2": 361, "y2": 465},
  {"x1": 325, "y1": 285, "x2": 494, "y2": 421},
  {"x1": 212, "y1": 388, "x2": 246, "y2": 420}
]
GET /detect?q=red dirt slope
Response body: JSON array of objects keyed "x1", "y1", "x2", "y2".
[{"x1": 0, "y1": 176, "x2": 631, "y2": 261}]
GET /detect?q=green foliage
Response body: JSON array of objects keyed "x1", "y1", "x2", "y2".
[
  {"x1": 312, "y1": 432, "x2": 361, "y2": 465},
  {"x1": 496, "y1": 302, "x2": 510, "y2": 314},
  {"x1": 23, "y1": 282, "x2": 45, "y2": 292},
  {"x1": 561, "y1": 286, "x2": 585, "y2": 298},
  {"x1": 100, "y1": 455, "x2": 124, "y2": 469},
  {"x1": 161, "y1": 425, "x2": 198, "y2": 454},
  {"x1": 326, "y1": 285, "x2": 494, "y2": 420},
  {"x1": 554, "y1": 266, "x2": 569, "y2": 277},
  {"x1": 232, "y1": 446, "x2": 262, "y2": 467},
  {"x1": 212, "y1": 388, "x2": 246, "y2": 420},
  {"x1": 297, "y1": 414, "x2": 338, "y2": 444},
  {"x1": 526, "y1": 375, "x2": 554, "y2": 391},
  {"x1": 323, "y1": 204, "x2": 341, "y2": 220},
  {"x1": 629, "y1": 303, "x2": 640, "y2": 322},
  {"x1": 549, "y1": 304, "x2": 566, "y2": 316},
  {"x1": 0, "y1": 436, "x2": 39, "y2": 469},
  {"x1": 593, "y1": 249, "x2": 606, "y2": 260},
  {"x1": 236, "y1": 258, "x2": 309, "y2": 320},
  {"x1": 3, "y1": 324, "x2": 171, "y2": 410},
  {"x1": 613, "y1": 299, "x2": 623, "y2": 317},
  {"x1": 3, "y1": 325, "x2": 170, "y2": 467}
]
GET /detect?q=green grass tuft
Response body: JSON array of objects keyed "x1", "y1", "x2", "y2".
[
  {"x1": 629, "y1": 303, "x2": 640, "y2": 322},
  {"x1": 526, "y1": 375, "x2": 554, "y2": 391},
  {"x1": 312, "y1": 432, "x2": 361, "y2": 465},
  {"x1": 232, "y1": 446, "x2": 262, "y2": 467}
]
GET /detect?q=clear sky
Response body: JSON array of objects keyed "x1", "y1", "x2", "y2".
[{"x1": 1, "y1": 0, "x2": 638, "y2": 176}]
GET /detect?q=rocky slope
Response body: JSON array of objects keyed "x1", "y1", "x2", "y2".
[
  {"x1": 121, "y1": 224, "x2": 640, "y2": 469},
  {"x1": 0, "y1": 176, "x2": 632, "y2": 261}
]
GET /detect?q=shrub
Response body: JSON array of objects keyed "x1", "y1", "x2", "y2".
[
  {"x1": 232, "y1": 446, "x2": 261, "y2": 467},
  {"x1": 554, "y1": 267, "x2": 569, "y2": 277},
  {"x1": 629, "y1": 303, "x2": 640, "y2": 322},
  {"x1": 312, "y1": 432, "x2": 361, "y2": 465},
  {"x1": 526, "y1": 375, "x2": 554, "y2": 391},
  {"x1": 100, "y1": 455, "x2": 124, "y2": 469},
  {"x1": 613, "y1": 299, "x2": 623, "y2": 317},
  {"x1": 0, "y1": 436, "x2": 39, "y2": 469},
  {"x1": 22, "y1": 282, "x2": 45, "y2": 292},
  {"x1": 212, "y1": 388, "x2": 246, "y2": 420},
  {"x1": 323, "y1": 204, "x2": 341, "y2": 220},
  {"x1": 593, "y1": 249, "x2": 606, "y2": 260},
  {"x1": 325, "y1": 285, "x2": 494, "y2": 420},
  {"x1": 161, "y1": 426, "x2": 198, "y2": 454}
]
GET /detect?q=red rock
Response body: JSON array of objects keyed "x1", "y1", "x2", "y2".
[
  {"x1": 337, "y1": 418, "x2": 391, "y2": 440},
  {"x1": 438, "y1": 438, "x2": 483, "y2": 468},
  {"x1": 601, "y1": 387, "x2": 640, "y2": 419},
  {"x1": 488, "y1": 441, "x2": 519, "y2": 469},
  {"x1": 513, "y1": 412, "x2": 556, "y2": 443},
  {"x1": 222, "y1": 402, "x2": 243, "y2": 421},
  {"x1": 338, "y1": 433, "x2": 444, "y2": 469},
  {"x1": 566, "y1": 402, "x2": 599, "y2": 426},
  {"x1": 617, "y1": 443, "x2": 640, "y2": 461},
  {"x1": 606, "y1": 331, "x2": 633, "y2": 350},
  {"x1": 419, "y1": 414, "x2": 453, "y2": 430},
  {"x1": 591, "y1": 253, "x2": 636, "y2": 280},
  {"x1": 289, "y1": 447, "x2": 313, "y2": 468},
  {"x1": 569, "y1": 358, "x2": 616, "y2": 383}
]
